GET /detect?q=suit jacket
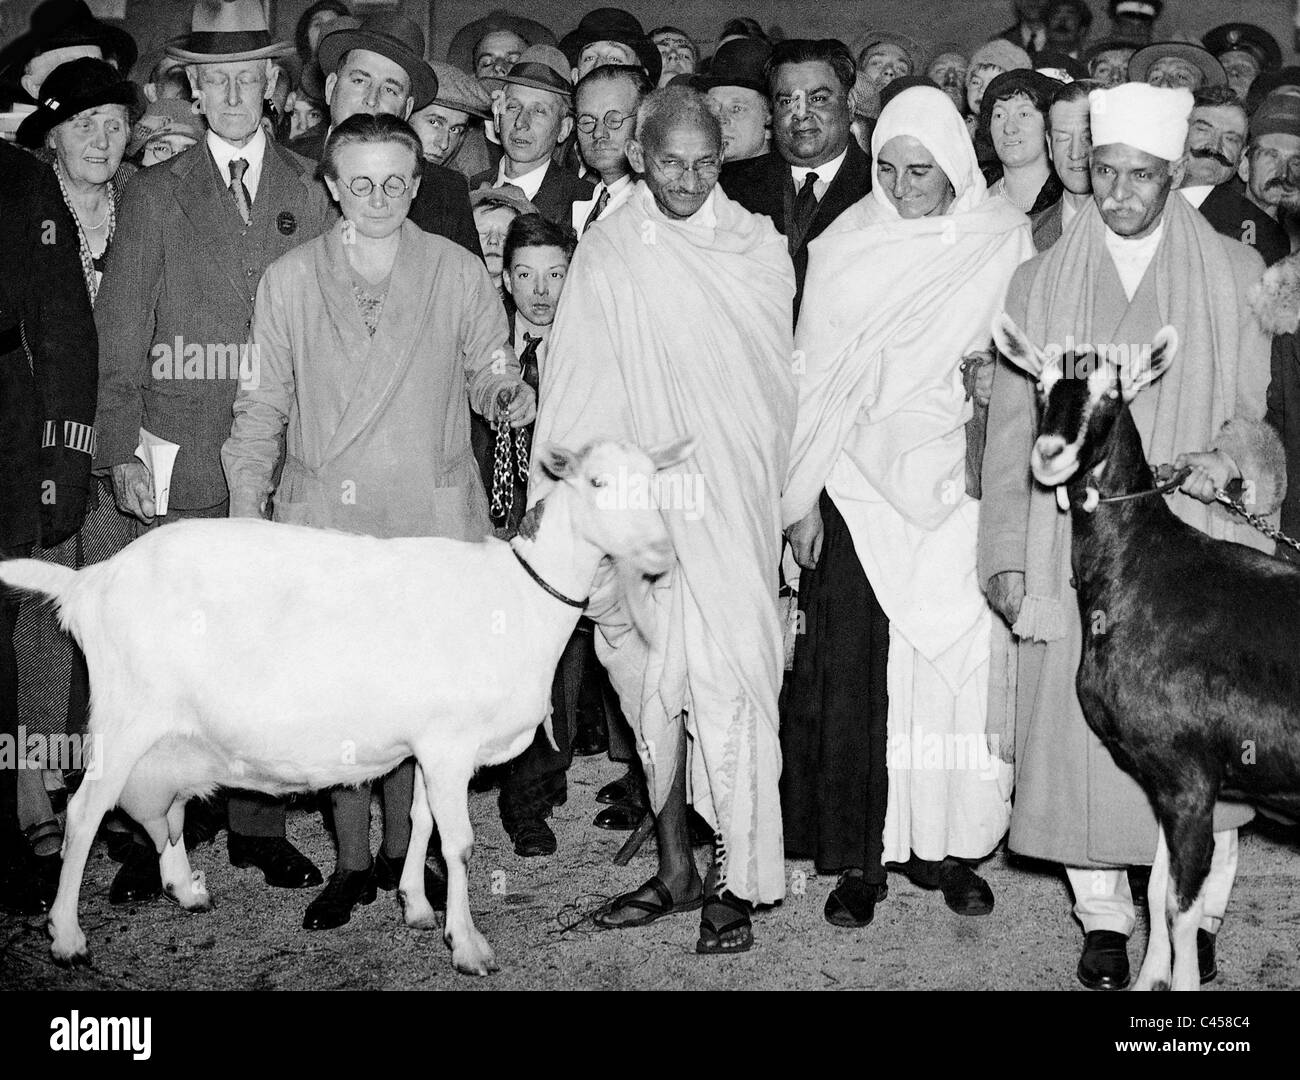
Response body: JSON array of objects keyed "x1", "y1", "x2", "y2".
[
  {"x1": 719, "y1": 140, "x2": 873, "y2": 322},
  {"x1": 0, "y1": 144, "x2": 98, "y2": 549},
  {"x1": 290, "y1": 124, "x2": 481, "y2": 258},
  {"x1": 1267, "y1": 330, "x2": 1300, "y2": 563},
  {"x1": 93, "y1": 138, "x2": 333, "y2": 510},
  {"x1": 470, "y1": 159, "x2": 594, "y2": 227},
  {"x1": 1198, "y1": 179, "x2": 1290, "y2": 267}
]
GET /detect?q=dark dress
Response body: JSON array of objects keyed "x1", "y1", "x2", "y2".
[{"x1": 780, "y1": 491, "x2": 891, "y2": 884}]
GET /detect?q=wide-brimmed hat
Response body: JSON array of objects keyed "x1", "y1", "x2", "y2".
[
  {"x1": 694, "y1": 37, "x2": 771, "y2": 95},
  {"x1": 425, "y1": 61, "x2": 494, "y2": 120},
  {"x1": 483, "y1": 45, "x2": 573, "y2": 100},
  {"x1": 126, "y1": 95, "x2": 205, "y2": 156},
  {"x1": 316, "y1": 13, "x2": 439, "y2": 109},
  {"x1": 166, "y1": 0, "x2": 293, "y2": 65},
  {"x1": 17, "y1": 55, "x2": 141, "y2": 147},
  {"x1": 851, "y1": 29, "x2": 928, "y2": 76},
  {"x1": 559, "y1": 8, "x2": 662, "y2": 85},
  {"x1": 0, "y1": 1, "x2": 139, "y2": 86},
  {"x1": 1203, "y1": 23, "x2": 1282, "y2": 74},
  {"x1": 1128, "y1": 41, "x2": 1227, "y2": 88},
  {"x1": 447, "y1": 10, "x2": 557, "y2": 75}
]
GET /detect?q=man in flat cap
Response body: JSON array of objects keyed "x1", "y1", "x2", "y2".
[
  {"x1": 289, "y1": 14, "x2": 479, "y2": 256},
  {"x1": 1179, "y1": 85, "x2": 1289, "y2": 265},
  {"x1": 1129, "y1": 40, "x2": 1227, "y2": 92},
  {"x1": 981, "y1": 82, "x2": 1280, "y2": 991},
  {"x1": 1204, "y1": 23, "x2": 1282, "y2": 104},
  {"x1": 94, "y1": 0, "x2": 333, "y2": 899},
  {"x1": 470, "y1": 46, "x2": 593, "y2": 227},
  {"x1": 411, "y1": 61, "x2": 495, "y2": 179}
]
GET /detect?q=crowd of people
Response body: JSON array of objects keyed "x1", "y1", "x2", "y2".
[{"x1": 1, "y1": 0, "x2": 1298, "y2": 988}]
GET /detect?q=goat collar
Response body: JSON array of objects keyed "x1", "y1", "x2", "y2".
[
  {"x1": 1058, "y1": 463, "x2": 1190, "y2": 514},
  {"x1": 511, "y1": 547, "x2": 589, "y2": 610}
]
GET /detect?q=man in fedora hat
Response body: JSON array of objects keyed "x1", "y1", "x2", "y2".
[
  {"x1": 697, "y1": 37, "x2": 772, "y2": 163},
  {"x1": 448, "y1": 9, "x2": 557, "y2": 82},
  {"x1": 470, "y1": 45, "x2": 593, "y2": 228},
  {"x1": 1203, "y1": 23, "x2": 1282, "y2": 104},
  {"x1": 1129, "y1": 41, "x2": 1227, "y2": 92},
  {"x1": 289, "y1": 13, "x2": 480, "y2": 256},
  {"x1": 92, "y1": 0, "x2": 333, "y2": 898}
]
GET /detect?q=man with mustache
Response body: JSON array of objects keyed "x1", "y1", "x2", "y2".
[
  {"x1": 980, "y1": 81, "x2": 1280, "y2": 990},
  {"x1": 1179, "y1": 86, "x2": 1288, "y2": 265},
  {"x1": 1241, "y1": 93, "x2": 1300, "y2": 229}
]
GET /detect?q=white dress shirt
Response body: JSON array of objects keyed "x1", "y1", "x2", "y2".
[
  {"x1": 1179, "y1": 184, "x2": 1214, "y2": 209},
  {"x1": 496, "y1": 157, "x2": 550, "y2": 200},
  {"x1": 207, "y1": 127, "x2": 268, "y2": 201},
  {"x1": 1104, "y1": 218, "x2": 1165, "y2": 301},
  {"x1": 571, "y1": 172, "x2": 634, "y2": 233},
  {"x1": 790, "y1": 146, "x2": 847, "y2": 203}
]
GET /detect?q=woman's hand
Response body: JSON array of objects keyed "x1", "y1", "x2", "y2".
[{"x1": 1175, "y1": 450, "x2": 1239, "y2": 504}]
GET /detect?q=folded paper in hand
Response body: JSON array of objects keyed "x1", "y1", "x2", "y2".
[{"x1": 134, "y1": 429, "x2": 180, "y2": 516}]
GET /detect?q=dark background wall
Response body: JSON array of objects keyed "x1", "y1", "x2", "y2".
[{"x1": 1, "y1": 1, "x2": 1296, "y2": 76}]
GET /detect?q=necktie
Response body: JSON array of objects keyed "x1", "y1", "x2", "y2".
[
  {"x1": 229, "y1": 157, "x2": 252, "y2": 226},
  {"x1": 583, "y1": 186, "x2": 611, "y2": 234},
  {"x1": 790, "y1": 171, "x2": 819, "y2": 253},
  {"x1": 519, "y1": 332, "x2": 541, "y2": 394}
]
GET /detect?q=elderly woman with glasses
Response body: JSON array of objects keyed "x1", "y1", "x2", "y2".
[{"x1": 222, "y1": 112, "x2": 535, "y2": 931}]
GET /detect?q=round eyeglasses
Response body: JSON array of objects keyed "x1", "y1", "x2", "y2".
[
  {"x1": 345, "y1": 174, "x2": 411, "y2": 198},
  {"x1": 575, "y1": 110, "x2": 635, "y2": 135}
]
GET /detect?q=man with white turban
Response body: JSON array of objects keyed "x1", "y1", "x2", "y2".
[
  {"x1": 979, "y1": 83, "x2": 1284, "y2": 989},
  {"x1": 783, "y1": 86, "x2": 1030, "y2": 929}
]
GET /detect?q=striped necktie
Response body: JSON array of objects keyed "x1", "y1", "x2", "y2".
[
  {"x1": 229, "y1": 157, "x2": 252, "y2": 226},
  {"x1": 583, "y1": 186, "x2": 611, "y2": 234}
]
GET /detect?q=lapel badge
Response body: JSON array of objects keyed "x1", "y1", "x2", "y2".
[{"x1": 277, "y1": 211, "x2": 297, "y2": 235}]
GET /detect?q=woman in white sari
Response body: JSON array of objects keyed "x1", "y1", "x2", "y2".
[{"x1": 783, "y1": 86, "x2": 1033, "y2": 925}]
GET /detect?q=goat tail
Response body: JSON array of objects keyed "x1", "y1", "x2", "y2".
[{"x1": 0, "y1": 559, "x2": 77, "y2": 603}]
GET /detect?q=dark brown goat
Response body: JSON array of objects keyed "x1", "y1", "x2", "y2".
[{"x1": 993, "y1": 313, "x2": 1300, "y2": 990}]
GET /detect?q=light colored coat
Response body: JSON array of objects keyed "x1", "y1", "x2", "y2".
[{"x1": 222, "y1": 219, "x2": 518, "y2": 540}]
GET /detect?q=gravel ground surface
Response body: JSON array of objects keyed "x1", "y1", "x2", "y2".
[{"x1": 2, "y1": 754, "x2": 1298, "y2": 991}]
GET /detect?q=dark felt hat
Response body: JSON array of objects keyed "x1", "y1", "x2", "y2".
[
  {"x1": 0, "y1": 0, "x2": 138, "y2": 93},
  {"x1": 558, "y1": 8, "x2": 662, "y2": 86},
  {"x1": 317, "y1": 13, "x2": 440, "y2": 109},
  {"x1": 1247, "y1": 66, "x2": 1300, "y2": 117},
  {"x1": 482, "y1": 44, "x2": 573, "y2": 100},
  {"x1": 694, "y1": 37, "x2": 771, "y2": 95},
  {"x1": 16, "y1": 55, "x2": 142, "y2": 148},
  {"x1": 1127, "y1": 41, "x2": 1227, "y2": 88},
  {"x1": 166, "y1": 0, "x2": 292, "y2": 65},
  {"x1": 447, "y1": 10, "x2": 557, "y2": 75}
]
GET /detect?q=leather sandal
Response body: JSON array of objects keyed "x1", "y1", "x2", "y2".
[
  {"x1": 593, "y1": 875, "x2": 703, "y2": 930},
  {"x1": 696, "y1": 891, "x2": 753, "y2": 954}
]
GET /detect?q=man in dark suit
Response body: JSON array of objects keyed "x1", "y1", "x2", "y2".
[
  {"x1": 469, "y1": 44, "x2": 594, "y2": 226},
  {"x1": 0, "y1": 141, "x2": 98, "y2": 916},
  {"x1": 289, "y1": 13, "x2": 481, "y2": 257},
  {"x1": 93, "y1": 16, "x2": 332, "y2": 898},
  {"x1": 994, "y1": 0, "x2": 1050, "y2": 58},
  {"x1": 1180, "y1": 85, "x2": 1289, "y2": 266},
  {"x1": 719, "y1": 38, "x2": 872, "y2": 323}
]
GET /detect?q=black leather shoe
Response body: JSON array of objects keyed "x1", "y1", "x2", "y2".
[
  {"x1": 824, "y1": 873, "x2": 888, "y2": 928},
  {"x1": 596, "y1": 773, "x2": 637, "y2": 806},
  {"x1": 1198, "y1": 929, "x2": 1218, "y2": 984},
  {"x1": 109, "y1": 842, "x2": 162, "y2": 905},
  {"x1": 374, "y1": 850, "x2": 447, "y2": 910},
  {"x1": 510, "y1": 818, "x2": 557, "y2": 857},
  {"x1": 937, "y1": 861, "x2": 994, "y2": 916},
  {"x1": 593, "y1": 803, "x2": 643, "y2": 831},
  {"x1": 1077, "y1": 930, "x2": 1131, "y2": 990},
  {"x1": 182, "y1": 798, "x2": 225, "y2": 849},
  {"x1": 228, "y1": 834, "x2": 323, "y2": 888},
  {"x1": 570, "y1": 716, "x2": 609, "y2": 757},
  {"x1": 0, "y1": 844, "x2": 50, "y2": 916},
  {"x1": 302, "y1": 867, "x2": 377, "y2": 930}
]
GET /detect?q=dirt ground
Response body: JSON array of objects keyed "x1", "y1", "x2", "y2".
[{"x1": 2, "y1": 754, "x2": 1298, "y2": 991}]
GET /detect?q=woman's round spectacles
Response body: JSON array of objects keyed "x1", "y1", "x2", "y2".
[{"x1": 346, "y1": 175, "x2": 411, "y2": 198}]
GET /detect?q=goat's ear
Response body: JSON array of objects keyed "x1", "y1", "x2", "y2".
[
  {"x1": 537, "y1": 443, "x2": 577, "y2": 481},
  {"x1": 647, "y1": 435, "x2": 695, "y2": 472},
  {"x1": 991, "y1": 311, "x2": 1043, "y2": 377},
  {"x1": 1120, "y1": 326, "x2": 1178, "y2": 401}
]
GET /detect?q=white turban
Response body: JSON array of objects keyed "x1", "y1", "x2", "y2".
[{"x1": 1088, "y1": 83, "x2": 1193, "y2": 162}]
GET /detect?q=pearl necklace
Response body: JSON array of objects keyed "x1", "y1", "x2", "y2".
[{"x1": 53, "y1": 159, "x2": 115, "y2": 305}]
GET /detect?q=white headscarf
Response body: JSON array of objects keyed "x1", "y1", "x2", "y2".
[{"x1": 870, "y1": 85, "x2": 988, "y2": 218}]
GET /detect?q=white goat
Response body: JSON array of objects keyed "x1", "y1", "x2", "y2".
[{"x1": 0, "y1": 438, "x2": 690, "y2": 976}]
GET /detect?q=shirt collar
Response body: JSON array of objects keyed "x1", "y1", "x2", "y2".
[
  {"x1": 790, "y1": 145, "x2": 848, "y2": 191},
  {"x1": 207, "y1": 127, "x2": 268, "y2": 200},
  {"x1": 498, "y1": 156, "x2": 550, "y2": 200}
]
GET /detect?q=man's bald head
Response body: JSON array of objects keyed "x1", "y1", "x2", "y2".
[{"x1": 633, "y1": 84, "x2": 722, "y2": 158}]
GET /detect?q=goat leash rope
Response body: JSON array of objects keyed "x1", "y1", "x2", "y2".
[
  {"x1": 1089, "y1": 464, "x2": 1300, "y2": 554},
  {"x1": 511, "y1": 547, "x2": 588, "y2": 609}
]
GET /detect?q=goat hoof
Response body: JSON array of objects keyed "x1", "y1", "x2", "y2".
[
  {"x1": 401, "y1": 897, "x2": 440, "y2": 931},
  {"x1": 451, "y1": 932, "x2": 498, "y2": 976},
  {"x1": 50, "y1": 943, "x2": 91, "y2": 968}
]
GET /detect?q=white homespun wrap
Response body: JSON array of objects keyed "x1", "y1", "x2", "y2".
[
  {"x1": 531, "y1": 182, "x2": 797, "y2": 904},
  {"x1": 785, "y1": 87, "x2": 1033, "y2": 863}
]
